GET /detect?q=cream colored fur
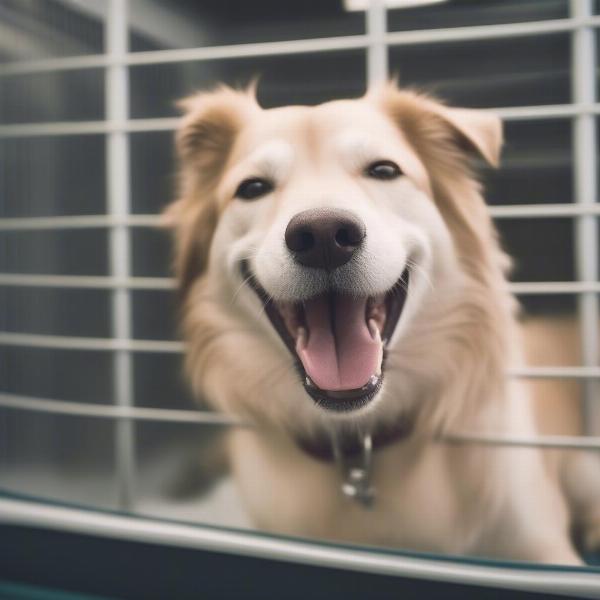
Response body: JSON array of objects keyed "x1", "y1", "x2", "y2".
[{"x1": 166, "y1": 83, "x2": 600, "y2": 564}]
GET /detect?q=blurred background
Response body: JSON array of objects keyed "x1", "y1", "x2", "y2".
[{"x1": 1, "y1": 0, "x2": 600, "y2": 547}]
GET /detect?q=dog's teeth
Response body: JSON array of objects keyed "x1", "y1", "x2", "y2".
[
  {"x1": 296, "y1": 327, "x2": 307, "y2": 351},
  {"x1": 305, "y1": 376, "x2": 315, "y2": 388},
  {"x1": 368, "y1": 319, "x2": 381, "y2": 342},
  {"x1": 369, "y1": 319, "x2": 384, "y2": 375}
]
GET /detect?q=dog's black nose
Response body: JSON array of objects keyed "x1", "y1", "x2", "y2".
[{"x1": 285, "y1": 208, "x2": 366, "y2": 270}]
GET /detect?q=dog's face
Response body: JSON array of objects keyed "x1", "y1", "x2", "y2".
[{"x1": 170, "y1": 85, "x2": 503, "y2": 427}]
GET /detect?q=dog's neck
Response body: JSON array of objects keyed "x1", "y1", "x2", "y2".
[
  {"x1": 293, "y1": 412, "x2": 416, "y2": 508},
  {"x1": 294, "y1": 412, "x2": 416, "y2": 462}
]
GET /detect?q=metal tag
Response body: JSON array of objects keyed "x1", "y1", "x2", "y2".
[{"x1": 331, "y1": 431, "x2": 375, "y2": 509}]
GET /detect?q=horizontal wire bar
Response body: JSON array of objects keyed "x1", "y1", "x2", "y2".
[
  {"x1": 0, "y1": 118, "x2": 181, "y2": 138},
  {"x1": 0, "y1": 332, "x2": 182, "y2": 352},
  {"x1": 0, "y1": 392, "x2": 245, "y2": 426},
  {"x1": 488, "y1": 204, "x2": 600, "y2": 218},
  {"x1": 0, "y1": 275, "x2": 596, "y2": 295},
  {"x1": 0, "y1": 274, "x2": 173, "y2": 289},
  {"x1": 490, "y1": 104, "x2": 593, "y2": 120},
  {"x1": 508, "y1": 366, "x2": 600, "y2": 378},
  {"x1": 3, "y1": 104, "x2": 600, "y2": 138},
  {"x1": 1, "y1": 391, "x2": 599, "y2": 451},
  {"x1": 123, "y1": 117, "x2": 179, "y2": 132},
  {"x1": 0, "y1": 214, "x2": 162, "y2": 230},
  {"x1": 0, "y1": 331, "x2": 598, "y2": 380},
  {"x1": 441, "y1": 431, "x2": 600, "y2": 450},
  {"x1": 0, "y1": 35, "x2": 369, "y2": 77},
  {"x1": 0, "y1": 121, "x2": 111, "y2": 137},
  {"x1": 3, "y1": 16, "x2": 600, "y2": 77},
  {"x1": 0, "y1": 54, "x2": 110, "y2": 76},
  {"x1": 126, "y1": 34, "x2": 370, "y2": 66},
  {"x1": 510, "y1": 281, "x2": 600, "y2": 294},
  {"x1": 385, "y1": 16, "x2": 600, "y2": 46},
  {"x1": 0, "y1": 273, "x2": 596, "y2": 295},
  {"x1": 2, "y1": 205, "x2": 598, "y2": 231}
]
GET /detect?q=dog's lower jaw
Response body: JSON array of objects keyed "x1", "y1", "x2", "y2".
[{"x1": 301, "y1": 371, "x2": 384, "y2": 413}]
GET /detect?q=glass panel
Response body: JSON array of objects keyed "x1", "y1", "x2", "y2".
[
  {"x1": 133, "y1": 352, "x2": 197, "y2": 410},
  {"x1": 388, "y1": 33, "x2": 570, "y2": 109},
  {"x1": 0, "y1": 135, "x2": 106, "y2": 218},
  {"x1": 0, "y1": 0, "x2": 104, "y2": 63},
  {"x1": 0, "y1": 287, "x2": 111, "y2": 338},
  {"x1": 132, "y1": 290, "x2": 178, "y2": 341},
  {"x1": 485, "y1": 120, "x2": 573, "y2": 206},
  {"x1": 130, "y1": 50, "x2": 367, "y2": 119},
  {"x1": 128, "y1": 0, "x2": 364, "y2": 52},
  {"x1": 0, "y1": 408, "x2": 117, "y2": 509},
  {"x1": 0, "y1": 69, "x2": 104, "y2": 123},
  {"x1": 134, "y1": 421, "x2": 248, "y2": 528},
  {"x1": 130, "y1": 131, "x2": 174, "y2": 215},
  {"x1": 132, "y1": 421, "x2": 600, "y2": 568},
  {"x1": 131, "y1": 228, "x2": 171, "y2": 278},
  {"x1": 0, "y1": 229, "x2": 108, "y2": 276},
  {"x1": 0, "y1": 346, "x2": 113, "y2": 404},
  {"x1": 497, "y1": 217, "x2": 576, "y2": 282},
  {"x1": 388, "y1": 0, "x2": 568, "y2": 31}
]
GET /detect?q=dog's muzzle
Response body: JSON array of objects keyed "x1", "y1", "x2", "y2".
[{"x1": 242, "y1": 208, "x2": 409, "y2": 412}]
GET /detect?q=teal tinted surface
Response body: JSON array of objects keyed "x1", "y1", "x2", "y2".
[{"x1": 0, "y1": 581, "x2": 114, "y2": 600}]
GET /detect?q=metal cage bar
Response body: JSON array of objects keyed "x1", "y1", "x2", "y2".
[
  {"x1": 106, "y1": 0, "x2": 136, "y2": 511},
  {"x1": 4, "y1": 103, "x2": 600, "y2": 139},
  {"x1": 1, "y1": 204, "x2": 600, "y2": 233},
  {"x1": 1, "y1": 391, "x2": 600, "y2": 451},
  {"x1": 8, "y1": 331, "x2": 600, "y2": 364},
  {"x1": 572, "y1": 0, "x2": 600, "y2": 435},
  {"x1": 1, "y1": 275, "x2": 598, "y2": 294},
  {"x1": 367, "y1": 0, "x2": 387, "y2": 86},
  {"x1": 3, "y1": 15, "x2": 600, "y2": 77}
]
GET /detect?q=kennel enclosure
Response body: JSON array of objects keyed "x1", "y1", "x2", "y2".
[{"x1": 1, "y1": 0, "x2": 600, "y2": 596}]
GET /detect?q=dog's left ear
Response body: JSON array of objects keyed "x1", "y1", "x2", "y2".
[
  {"x1": 425, "y1": 103, "x2": 502, "y2": 168},
  {"x1": 376, "y1": 86, "x2": 503, "y2": 168}
]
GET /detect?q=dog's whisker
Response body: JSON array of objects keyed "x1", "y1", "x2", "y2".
[
  {"x1": 230, "y1": 275, "x2": 253, "y2": 305},
  {"x1": 253, "y1": 294, "x2": 274, "y2": 320},
  {"x1": 406, "y1": 259, "x2": 434, "y2": 291}
]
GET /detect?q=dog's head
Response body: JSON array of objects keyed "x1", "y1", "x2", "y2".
[{"x1": 167, "y1": 83, "x2": 508, "y2": 431}]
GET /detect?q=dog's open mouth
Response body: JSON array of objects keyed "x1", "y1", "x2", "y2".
[{"x1": 240, "y1": 261, "x2": 409, "y2": 412}]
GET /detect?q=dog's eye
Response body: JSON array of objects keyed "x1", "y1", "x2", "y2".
[
  {"x1": 366, "y1": 160, "x2": 402, "y2": 181},
  {"x1": 235, "y1": 178, "x2": 273, "y2": 201}
]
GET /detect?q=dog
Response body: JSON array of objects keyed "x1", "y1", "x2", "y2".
[{"x1": 165, "y1": 82, "x2": 600, "y2": 564}]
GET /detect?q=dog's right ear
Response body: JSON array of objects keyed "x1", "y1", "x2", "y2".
[
  {"x1": 166, "y1": 87, "x2": 259, "y2": 299},
  {"x1": 175, "y1": 86, "x2": 259, "y2": 185}
]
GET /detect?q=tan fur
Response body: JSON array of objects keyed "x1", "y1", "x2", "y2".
[{"x1": 166, "y1": 83, "x2": 600, "y2": 564}]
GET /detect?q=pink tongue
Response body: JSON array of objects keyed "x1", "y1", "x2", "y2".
[{"x1": 298, "y1": 294, "x2": 382, "y2": 391}]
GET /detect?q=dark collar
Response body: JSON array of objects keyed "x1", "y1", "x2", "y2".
[{"x1": 295, "y1": 413, "x2": 416, "y2": 462}]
